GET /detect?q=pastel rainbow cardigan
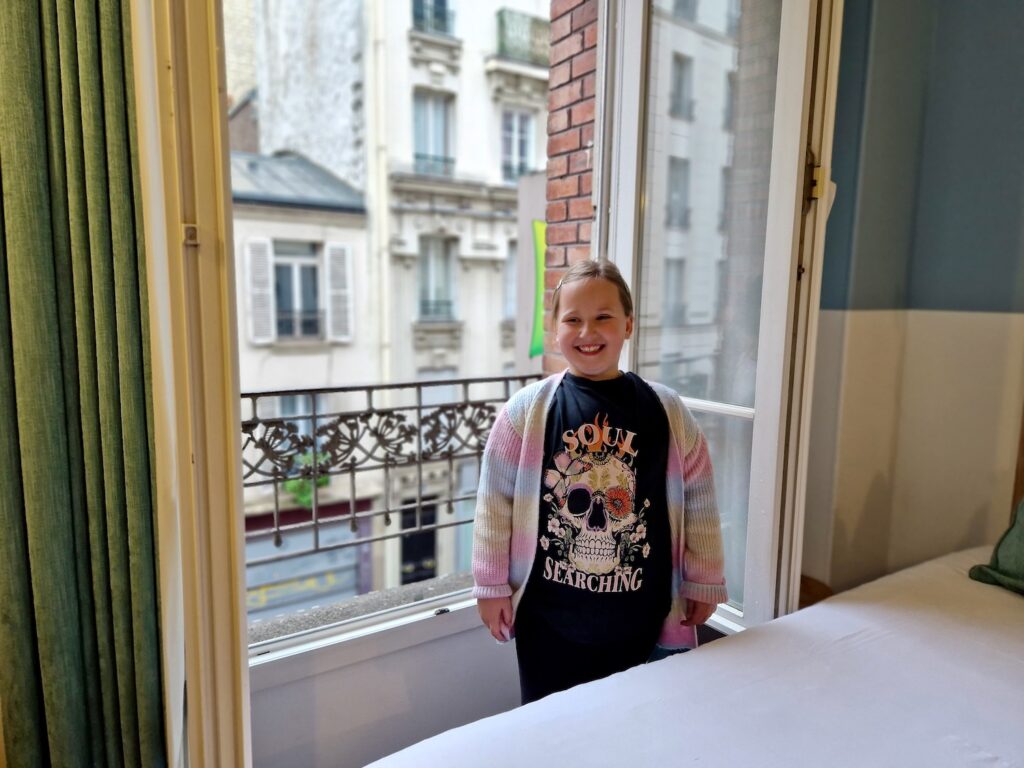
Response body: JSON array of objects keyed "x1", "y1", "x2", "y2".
[{"x1": 472, "y1": 370, "x2": 728, "y2": 649}]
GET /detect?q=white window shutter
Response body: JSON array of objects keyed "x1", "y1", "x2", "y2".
[
  {"x1": 325, "y1": 242, "x2": 354, "y2": 342},
  {"x1": 246, "y1": 238, "x2": 275, "y2": 345}
]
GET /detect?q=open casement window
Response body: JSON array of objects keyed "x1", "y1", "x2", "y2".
[{"x1": 601, "y1": 0, "x2": 842, "y2": 630}]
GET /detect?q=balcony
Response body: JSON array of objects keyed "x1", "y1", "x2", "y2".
[
  {"x1": 673, "y1": 0, "x2": 698, "y2": 22},
  {"x1": 275, "y1": 309, "x2": 325, "y2": 341},
  {"x1": 496, "y1": 9, "x2": 549, "y2": 68},
  {"x1": 667, "y1": 206, "x2": 692, "y2": 230},
  {"x1": 670, "y1": 96, "x2": 696, "y2": 122},
  {"x1": 413, "y1": 153, "x2": 455, "y2": 178},
  {"x1": 418, "y1": 298, "x2": 455, "y2": 321},
  {"x1": 502, "y1": 160, "x2": 533, "y2": 183},
  {"x1": 485, "y1": 10, "x2": 549, "y2": 104},
  {"x1": 240, "y1": 374, "x2": 541, "y2": 636}
]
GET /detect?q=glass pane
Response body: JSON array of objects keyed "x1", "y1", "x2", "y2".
[
  {"x1": 275, "y1": 264, "x2": 293, "y2": 336},
  {"x1": 413, "y1": 93, "x2": 427, "y2": 156},
  {"x1": 225, "y1": 0, "x2": 551, "y2": 638},
  {"x1": 638, "y1": 0, "x2": 783, "y2": 611},
  {"x1": 692, "y1": 409, "x2": 751, "y2": 608},
  {"x1": 299, "y1": 265, "x2": 319, "y2": 336},
  {"x1": 274, "y1": 240, "x2": 317, "y2": 258}
]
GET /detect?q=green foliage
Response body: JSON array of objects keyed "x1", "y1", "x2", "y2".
[{"x1": 283, "y1": 451, "x2": 330, "y2": 508}]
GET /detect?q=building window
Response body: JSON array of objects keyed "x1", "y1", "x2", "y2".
[
  {"x1": 400, "y1": 500, "x2": 438, "y2": 584},
  {"x1": 666, "y1": 157, "x2": 691, "y2": 229},
  {"x1": 673, "y1": 0, "x2": 697, "y2": 22},
  {"x1": 720, "y1": 166, "x2": 731, "y2": 231},
  {"x1": 413, "y1": 91, "x2": 454, "y2": 176},
  {"x1": 724, "y1": 72, "x2": 737, "y2": 131},
  {"x1": 502, "y1": 110, "x2": 534, "y2": 181},
  {"x1": 669, "y1": 54, "x2": 694, "y2": 120},
  {"x1": 726, "y1": 0, "x2": 741, "y2": 37},
  {"x1": 419, "y1": 237, "x2": 455, "y2": 321},
  {"x1": 274, "y1": 240, "x2": 322, "y2": 340},
  {"x1": 664, "y1": 259, "x2": 687, "y2": 327},
  {"x1": 504, "y1": 240, "x2": 517, "y2": 319},
  {"x1": 412, "y1": 0, "x2": 454, "y2": 37}
]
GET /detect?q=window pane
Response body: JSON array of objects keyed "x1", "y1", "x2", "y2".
[
  {"x1": 299, "y1": 265, "x2": 319, "y2": 336},
  {"x1": 275, "y1": 240, "x2": 317, "y2": 258},
  {"x1": 502, "y1": 110, "x2": 514, "y2": 167},
  {"x1": 693, "y1": 410, "x2": 751, "y2": 608},
  {"x1": 275, "y1": 264, "x2": 294, "y2": 337},
  {"x1": 413, "y1": 93, "x2": 428, "y2": 156},
  {"x1": 637, "y1": 0, "x2": 783, "y2": 608},
  {"x1": 226, "y1": 0, "x2": 550, "y2": 638}
]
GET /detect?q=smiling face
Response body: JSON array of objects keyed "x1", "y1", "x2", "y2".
[{"x1": 554, "y1": 277, "x2": 633, "y2": 381}]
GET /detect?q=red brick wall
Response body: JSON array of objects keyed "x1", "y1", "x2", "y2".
[{"x1": 544, "y1": 0, "x2": 598, "y2": 374}]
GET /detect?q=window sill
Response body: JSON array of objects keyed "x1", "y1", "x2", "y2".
[
  {"x1": 248, "y1": 584, "x2": 480, "y2": 692},
  {"x1": 248, "y1": 572, "x2": 473, "y2": 647}
]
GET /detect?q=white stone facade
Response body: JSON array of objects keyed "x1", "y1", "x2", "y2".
[
  {"x1": 253, "y1": 0, "x2": 548, "y2": 385},
  {"x1": 256, "y1": 0, "x2": 367, "y2": 192}
]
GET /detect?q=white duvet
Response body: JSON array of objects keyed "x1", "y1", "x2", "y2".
[{"x1": 368, "y1": 547, "x2": 1024, "y2": 767}]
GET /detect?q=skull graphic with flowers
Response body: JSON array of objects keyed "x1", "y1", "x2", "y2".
[{"x1": 543, "y1": 449, "x2": 649, "y2": 576}]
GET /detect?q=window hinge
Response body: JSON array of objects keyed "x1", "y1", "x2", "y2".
[
  {"x1": 183, "y1": 224, "x2": 200, "y2": 247},
  {"x1": 808, "y1": 165, "x2": 828, "y2": 200}
]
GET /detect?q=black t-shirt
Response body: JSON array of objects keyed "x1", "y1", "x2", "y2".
[{"x1": 517, "y1": 371, "x2": 672, "y2": 645}]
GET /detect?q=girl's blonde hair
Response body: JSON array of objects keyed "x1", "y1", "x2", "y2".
[{"x1": 550, "y1": 260, "x2": 634, "y2": 319}]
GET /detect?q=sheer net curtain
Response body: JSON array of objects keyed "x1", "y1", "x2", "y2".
[{"x1": 0, "y1": 0, "x2": 165, "y2": 765}]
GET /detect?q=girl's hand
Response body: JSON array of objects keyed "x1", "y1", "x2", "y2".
[
  {"x1": 477, "y1": 597, "x2": 513, "y2": 642},
  {"x1": 681, "y1": 599, "x2": 716, "y2": 627}
]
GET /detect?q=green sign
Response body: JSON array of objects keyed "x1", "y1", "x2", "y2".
[{"x1": 531, "y1": 220, "x2": 546, "y2": 358}]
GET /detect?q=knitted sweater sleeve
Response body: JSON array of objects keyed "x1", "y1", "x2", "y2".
[
  {"x1": 680, "y1": 406, "x2": 729, "y2": 605},
  {"x1": 471, "y1": 405, "x2": 522, "y2": 599}
]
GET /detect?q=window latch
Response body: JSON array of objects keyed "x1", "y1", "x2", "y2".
[{"x1": 183, "y1": 224, "x2": 200, "y2": 248}]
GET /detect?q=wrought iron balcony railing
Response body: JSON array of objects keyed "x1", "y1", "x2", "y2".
[
  {"x1": 413, "y1": 153, "x2": 455, "y2": 177},
  {"x1": 240, "y1": 374, "x2": 542, "y2": 571},
  {"x1": 496, "y1": 8, "x2": 550, "y2": 68},
  {"x1": 667, "y1": 205, "x2": 692, "y2": 230},
  {"x1": 670, "y1": 96, "x2": 696, "y2": 121},
  {"x1": 412, "y1": 0, "x2": 455, "y2": 36},
  {"x1": 502, "y1": 160, "x2": 532, "y2": 183},
  {"x1": 674, "y1": 0, "x2": 698, "y2": 22},
  {"x1": 418, "y1": 298, "x2": 455, "y2": 321},
  {"x1": 276, "y1": 309, "x2": 325, "y2": 340}
]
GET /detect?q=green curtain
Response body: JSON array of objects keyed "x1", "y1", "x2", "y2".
[{"x1": 0, "y1": 0, "x2": 165, "y2": 765}]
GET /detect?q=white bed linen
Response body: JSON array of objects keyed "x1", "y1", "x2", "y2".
[{"x1": 368, "y1": 547, "x2": 1024, "y2": 767}]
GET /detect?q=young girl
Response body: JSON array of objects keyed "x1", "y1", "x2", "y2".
[{"x1": 472, "y1": 260, "x2": 727, "y2": 704}]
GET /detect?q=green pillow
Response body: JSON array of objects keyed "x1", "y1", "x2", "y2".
[{"x1": 969, "y1": 499, "x2": 1024, "y2": 595}]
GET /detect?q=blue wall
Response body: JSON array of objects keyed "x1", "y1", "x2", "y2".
[{"x1": 821, "y1": 0, "x2": 1024, "y2": 312}]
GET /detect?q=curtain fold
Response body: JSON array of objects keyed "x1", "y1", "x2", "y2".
[{"x1": 0, "y1": 0, "x2": 166, "y2": 765}]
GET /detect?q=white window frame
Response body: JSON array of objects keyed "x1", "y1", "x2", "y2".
[
  {"x1": 666, "y1": 156, "x2": 691, "y2": 229},
  {"x1": 413, "y1": 90, "x2": 454, "y2": 174},
  {"x1": 418, "y1": 236, "x2": 455, "y2": 320},
  {"x1": 134, "y1": 0, "x2": 843, "y2": 759},
  {"x1": 669, "y1": 53, "x2": 694, "y2": 120},
  {"x1": 273, "y1": 241, "x2": 322, "y2": 341},
  {"x1": 596, "y1": 0, "x2": 844, "y2": 632}
]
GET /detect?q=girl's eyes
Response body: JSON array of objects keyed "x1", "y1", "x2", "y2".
[{"x1": 562, "y1": 315, "x2": 613, "y2": 324}]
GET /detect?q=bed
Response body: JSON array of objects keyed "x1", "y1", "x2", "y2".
[{"x1": 368, "y1": 546, "x2": 1024, "y2": 767}]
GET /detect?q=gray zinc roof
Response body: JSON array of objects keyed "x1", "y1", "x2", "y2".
[{"x1": 230, "y1": 151, "x2": 365, "y2": 213}]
